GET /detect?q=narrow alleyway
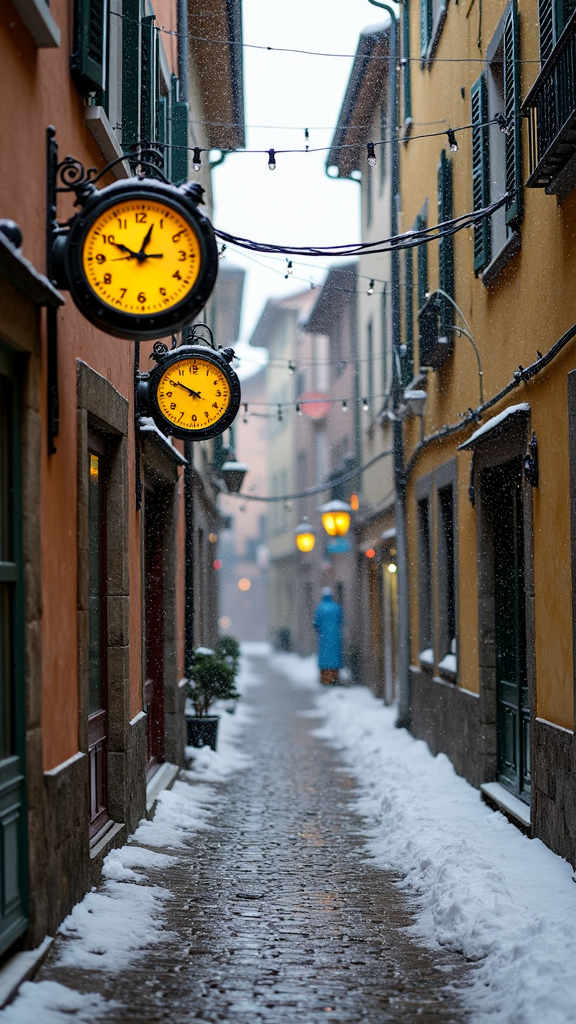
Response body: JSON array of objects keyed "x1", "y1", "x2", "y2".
[{"x1": 32, "y1": 649, "x2": 471, "y2": 1023}]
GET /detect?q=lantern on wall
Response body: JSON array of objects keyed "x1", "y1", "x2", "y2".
[
  {"x1": 295, "y1": 521, "x2": 316, "y2": 552},
  {"x1": 318, "y1": 499, "x2": 352, "y2": 537}
]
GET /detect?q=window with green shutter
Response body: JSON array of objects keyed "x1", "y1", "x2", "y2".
[
  {"x1": 402, "y1": 1, "x2": 412, "y2": 124},
  {"x1": 141, "y1": 16, "x2": 158, "y2": 144},
  {"x1": 437, "y1": 150, "x2": 454, "y2": 337},
  {"x1": 420, "y1": 0, "x2": 433, "y2": 60},
  {"x1": 471, "y1": 74, "x2": 491, "y2": 274},
  {"x1": 121, "y1": 0, "x2": 140, "y2": 152},
  {"x1": 71, "y1": 0, "x2": 108, "y2": 93},
  {"x1": 538, "y1": 0, "x2": 576, "y2": 64},
  {"x1": 404, "y1": 247, "x2": 414, "y2": 357},
  {"x1": 170, "y1": 75, "x2": 189, "y2": 183},
  {"x1": 503, "y1": 1, "x2": 523, "y2": 228},
  {"x1": 416, "y1": 213, "x2": 428, "y2": 310}
]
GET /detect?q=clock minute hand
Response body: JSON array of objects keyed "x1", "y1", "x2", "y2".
[
  {"x1": 169, "y1": 379, "x2": 202, "y2": 398},
  {"x1": 136, "y1": 224, "x2": 154, "y2": 261}
]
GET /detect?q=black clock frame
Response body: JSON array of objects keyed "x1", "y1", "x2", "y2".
[
  {"x1": 63, "y1": 178, "x2": 219, "y2": 341},
  {"x1": 143, "y1": 344, "x2": 241, "y2": 441}
]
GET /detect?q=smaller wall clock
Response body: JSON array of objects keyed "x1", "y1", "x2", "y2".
[
  {"x1": 140, "y1": 341, "x2": 242, "y2": 441},
  {"x1": 60, "y1": 178, "x2": 218, "y2": 340}
]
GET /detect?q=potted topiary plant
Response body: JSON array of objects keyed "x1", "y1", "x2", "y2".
[{"x1": 185, "y1": 645, "x2": 240, "y2": 751}]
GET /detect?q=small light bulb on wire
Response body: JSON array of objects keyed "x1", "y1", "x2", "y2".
[
  {"x1": 268, "y1": 148, "x2": 276, "y2": 170},
  {"x1": 243, "y1": 403, "x2": 249, "y2": 424},
  {"x1": 495, "y1": 112, "x2": 512, "y2": 135},
  {"x1": 288, "y1": 361, "x2": 296, "y2": 374},
  {"x1": 285, "y1": 259, "x2": 293, "y2": 279},
  {"x1": 367, "y1": 279, "x2": 375, "y2": 295},
  {"x1": 305, "y1": 128, "x2": 310, "y2": 152},
  {"x1": 219, "y1": 244, "x2": 227, "y2": 260},
  {"x1": 342, "y1": 400, "x2": 348, "y2": 412},
  {"x1": 367, "y1": 142, "x2": 377, "y2": 167},
  {"x1": 193, "y1": 147, "x2": 202, "y2": 172},
  {"x1": 362, "y1": 397, "x2": 369, "y2": 412},
  {"x1": 277, "y1": 404, "x2": 283, "y2": 422},
  {"x1": 447, "y1": 129, "x2": 458, "y2": 153},
  {"x1": 296, "y1": 402, "x2": 302, "y2": 416}
]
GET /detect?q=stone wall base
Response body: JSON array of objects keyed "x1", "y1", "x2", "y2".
[
  {"x1": 532, "y1": 718, "x2": 576, "y2": 868},
  {"x1": 409, "y1": 668, "x2": 484, "y2": 788}
]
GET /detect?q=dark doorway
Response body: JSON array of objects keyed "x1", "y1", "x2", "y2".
[
  {"x1": 484, "y1": 458, "x2": 530, "y2": 804},
  {"x1": 144, "y1": 487, "x2": 167, "y2": 777},
  {"x1": 0, "y1": 350, "x2": 27, "y2": 955},
  {"x1": 87, "y1": 436, "x2": 110, "y2": 838}
]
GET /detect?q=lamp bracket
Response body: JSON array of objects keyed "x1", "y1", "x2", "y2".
[{"x1": 523, "y1": 431, "x2": 538, "y2": 487}]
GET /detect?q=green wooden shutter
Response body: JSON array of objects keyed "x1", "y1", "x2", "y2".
[
  {"x1": 416, "y1": 214, "x2": 428, "y2": 309},
  {"x1": 420, "y1": 0, "x2": 433, "y2": 59},
  {"x1": 171, "y1": 75, "x2": 189, "y2": 183},
  {"x1": 503, "y1": 1, "x2": 523, "y2": 228},
  {"x1": 71, "y1": 0, "x2": 108, "y2": 92},
  {"x1": 437, "y1": 150, "x2": 454, "y2": 337},
  {"x1": 121, "y1": 0, "x2": 140, "y2": 151},
  {"x1": 141, "y1": 16, "x2": 157, "y2": 144},
  {"x1": 402, "y1": 1, "x2": 412, "y2": 122},
  {"x1": 157, "y1": 95, "x2": 169, "y2": 177},
  {"x1": 471, "y1": 74, "x2": 491, "y2": 274},
  {"x1": 405, "y1": 248, "x2": 414, "y2": 352},
  {"x1": 538, "y1": 0, "x2": 555, "y2": 62}
]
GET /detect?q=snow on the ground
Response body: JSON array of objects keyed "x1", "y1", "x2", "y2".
[
  {"x1": 0, "y1": 648, "x2": 260, "y2": 1021},
  {"x1": 271, "y1": 650, "x2": 576, "y2": 1024},
  {"x1": 0, "y1": 981, "x2": 115, "y2": 1024}
]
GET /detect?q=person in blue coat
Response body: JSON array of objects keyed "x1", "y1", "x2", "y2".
[{"x1": 313, "y1": 587, "x2": 343, "y2": 685}]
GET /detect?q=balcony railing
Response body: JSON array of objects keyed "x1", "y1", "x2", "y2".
[{"x1": 523, "y1": 10, "x2": 576, "y2": 190}]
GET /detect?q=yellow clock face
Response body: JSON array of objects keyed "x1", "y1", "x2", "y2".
[
  {"x1": 82, "y1": 198, "x2": 201, "y2": 315},
  {"x1": 156, "y1": 357, "x2": 232, "y2": 432}
]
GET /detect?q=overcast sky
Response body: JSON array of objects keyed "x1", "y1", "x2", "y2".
[{"x1": 212, "y1": 0, "x2": 393, "y2": 377}]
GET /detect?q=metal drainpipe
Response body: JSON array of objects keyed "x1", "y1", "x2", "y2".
[
  {"x1": 184, "y1": 440, "x2": 195, "y2": 675},
  {"x1": 367, "y1": 0, "x2": 411, "y2": 728}
]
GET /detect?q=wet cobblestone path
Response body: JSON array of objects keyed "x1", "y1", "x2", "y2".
[{"x1": 38, "y1": 650, "x2": 471, "y2": 1022}]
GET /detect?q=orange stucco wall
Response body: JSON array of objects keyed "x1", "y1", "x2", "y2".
[
  {"x1": 1, "y1": 0, "x2": 183, "y2": 767},
  {"x1": 401, "y1": 0, "x2": 576, "y2": 729}
]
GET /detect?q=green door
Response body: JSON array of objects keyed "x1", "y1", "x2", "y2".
[
  {"x1": 487, "y1": 458, "x2": 530, "y2": 805},
  {"x1": 0, "y1": 348, "x2": 28, "y2": 955}
]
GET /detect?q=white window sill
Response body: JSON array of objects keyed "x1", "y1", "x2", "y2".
[
  {"x1": 11, "y1": 0, "x2": 60, "y2": 47},
  {"x1": 438, "y1": 652, "x2": 457, "y2": 682},
  {"x1": 85, "y1": 107, "x2": 131, "y2": 179},
  {"x1": 418, "y1": 647, "x2": 434, "y2": 671}
]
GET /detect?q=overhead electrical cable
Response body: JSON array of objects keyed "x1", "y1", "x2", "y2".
[
  {"x1": 216, "y1": 447, "x2": 394, "y2": 502},
  {"x1": 214, "y1": 192, "x2": 513, "y2": 257}
]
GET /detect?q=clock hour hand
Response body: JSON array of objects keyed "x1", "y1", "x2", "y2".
[{"x1": 110, "y1": 241, "x2": 140, "y2": 258}]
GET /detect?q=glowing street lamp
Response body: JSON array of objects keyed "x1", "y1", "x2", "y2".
[
  {"x1": 318, "y1": 499, "x2": 352, "y2": 537},
  {"x1": 295, "y1": 521, "x2": 316, "y2": 552}
]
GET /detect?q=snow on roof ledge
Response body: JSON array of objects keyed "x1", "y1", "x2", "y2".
[{"x1": 457, "y1": 403, "x2": 530, "y2": 451}]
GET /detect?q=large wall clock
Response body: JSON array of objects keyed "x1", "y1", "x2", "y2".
[
  {"x1": 62, "y1": 179, "x2": 218, "y2": 340},
  {"x1": 141, "y1": 342, "x2": 241, "y2": 441}
]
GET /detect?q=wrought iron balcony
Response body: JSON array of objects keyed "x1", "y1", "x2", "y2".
[{"x1": 523, "y1": 11, "x2": 576, "y2": 193}]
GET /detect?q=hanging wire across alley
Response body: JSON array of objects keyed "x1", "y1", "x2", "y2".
[{"x1": 216, "y1": 448, "x2": 394, "y2": 502}]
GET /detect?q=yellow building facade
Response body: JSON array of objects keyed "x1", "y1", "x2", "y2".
[{"x1": 399, "y1": 0, "x2": 576, "y2": 863}]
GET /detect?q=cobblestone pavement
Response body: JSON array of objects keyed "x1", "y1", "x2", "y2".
[{"x1": 38, "y1": 650, "x2": 472, "y2": 1022}]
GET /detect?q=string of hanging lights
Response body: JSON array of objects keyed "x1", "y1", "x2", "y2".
[{"x1": 109, "y1": 13, "x2": 541, "y2": 64}]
